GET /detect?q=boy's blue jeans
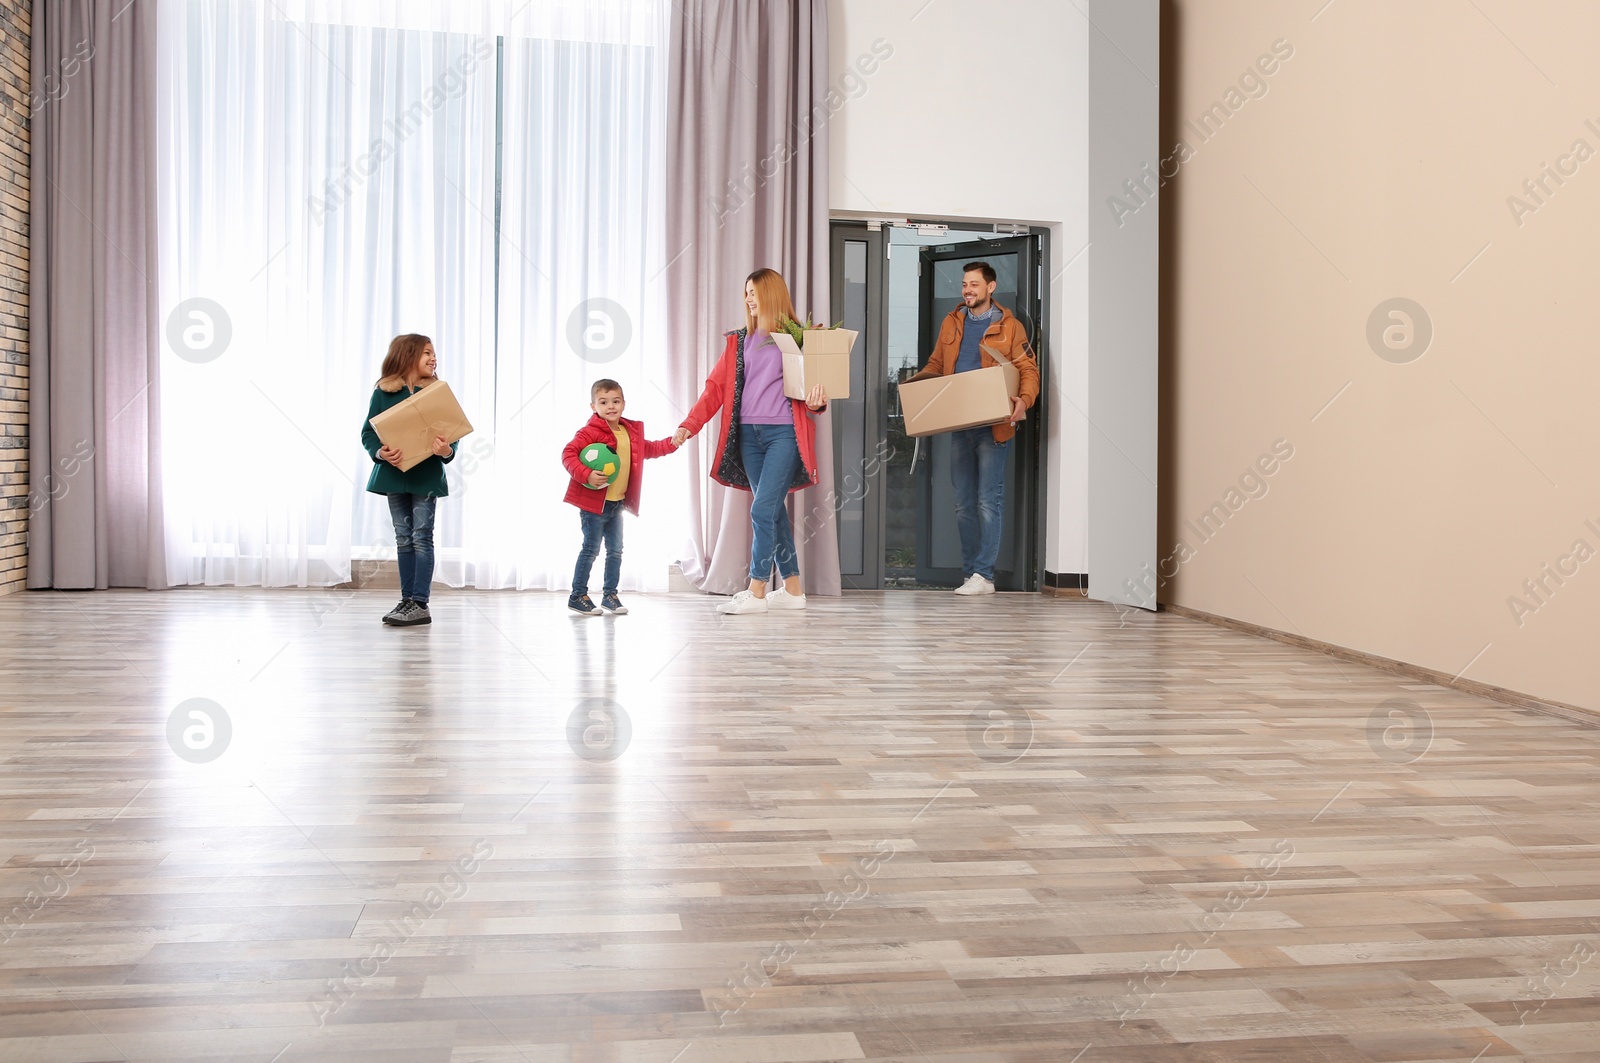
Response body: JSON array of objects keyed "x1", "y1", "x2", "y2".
[
  {"x1": 572, "y1": 499, "x2": 624, "y2": 598},
  {"x1": 387, "y1": 493, "x2": 437, "y2": 603}
]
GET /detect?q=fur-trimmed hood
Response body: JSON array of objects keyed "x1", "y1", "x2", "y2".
[{"x1": 376, "y1": 375, "x2": 443, "y2": 394}]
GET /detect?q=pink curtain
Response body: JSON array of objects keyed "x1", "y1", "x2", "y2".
[
  {"x1": 29, "y1": 0, "x2": 165, "y2": 589},
  {"x1": 666, "y1": 0, "x2": 841, "y2": 596}
]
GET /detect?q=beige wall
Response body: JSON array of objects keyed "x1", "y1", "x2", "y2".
[
  {"x1": 0, "y1": 0, "x2": 29, "y2": 596},
  {"x1": 1161, "y1": 0, "x2": 1600, "y2": 710}
]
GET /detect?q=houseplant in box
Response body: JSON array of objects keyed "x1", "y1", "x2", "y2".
[
  {"x1": 777, "y1": 314, "x2": 842, "y2": 346},
  {"x1": 773, "y1": 315, "x2": 858, "y2": 401}
]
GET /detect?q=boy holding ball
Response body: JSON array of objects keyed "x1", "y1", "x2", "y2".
[{"x1": 561, "y1": 379, "x2": 680, "y2": 616}]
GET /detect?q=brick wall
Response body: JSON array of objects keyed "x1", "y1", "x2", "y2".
[{"x1": 0, "y1": 1, "x2": 27, "y2": 595}]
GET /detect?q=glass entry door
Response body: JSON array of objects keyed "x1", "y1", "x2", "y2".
[
  {"x1": 912, "y1": 236, "x2": 1044, "y2": 591},
  {"x1": 828, "y1": 224, "x2": 887, "y2": 590},
  {"x1": 826, "y1": 224, "x2": 1046, "y2": 592}
]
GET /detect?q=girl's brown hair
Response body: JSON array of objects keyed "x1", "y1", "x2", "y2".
[
  {"x1": 376, "y1": 333, "x2": 435, "y2": 392},
  {"x1": 744, "y1": 268, "x2": 797, "y2": 336}
]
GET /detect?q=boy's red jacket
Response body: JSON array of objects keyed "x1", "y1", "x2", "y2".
[{"x1": 561, "y1": 414, "x2": 676, "y2": 515}]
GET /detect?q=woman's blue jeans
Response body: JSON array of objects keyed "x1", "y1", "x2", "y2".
[
  {"x1": 739, "y1": 422, "x2": 802, "y2": 582},
  {"x1": 387, "y1": 493, "x2": 438, "y2": 603}
]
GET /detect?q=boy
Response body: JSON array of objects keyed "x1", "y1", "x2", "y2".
[{"x1": 561, "y1": 379, "x2": 680, "y2": 615}]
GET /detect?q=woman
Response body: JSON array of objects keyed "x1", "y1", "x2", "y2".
[{"x1": 674, "y1": 268, "x2": 827, "y2": 614}]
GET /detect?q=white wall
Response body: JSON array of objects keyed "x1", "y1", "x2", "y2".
[
  {"x1": 1087, "y1": 0, "x2": 1161, "y2": 608},
  {"x1": 828, "y1": 0, "x2": 1090, "y2": 575}
]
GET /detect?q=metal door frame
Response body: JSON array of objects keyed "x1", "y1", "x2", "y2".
[
  {"x1": 913, "y1": 233, "x2": 1049, "y2": 592},
  {"x1": 828, "y1": 223, "x2": 889, "y2": 590}
]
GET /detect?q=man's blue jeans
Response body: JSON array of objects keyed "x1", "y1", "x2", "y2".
[
  {"x1": 948, "y1": 426, "x2": 1010, "y2": 582},
  {"x1": 387, "y1": 493, "x2": 438, "y2": 603},
  {"x1": 739, "y1": 422, "x2": 802, "y2": 582},
  {"x1": 572, "y1": 499, "x2": 625, "y2": 598}
]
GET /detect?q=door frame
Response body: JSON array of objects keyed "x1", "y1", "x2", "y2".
[
  {"x1": 828, "y1": 218, "x2": 1052, "y2": 593},
  {"x1": 913, "y1": 231, "x2": 1049, "y2": 592},
  {"x1": 828, "y1": 223, "x2": 889, "y2": 590}
]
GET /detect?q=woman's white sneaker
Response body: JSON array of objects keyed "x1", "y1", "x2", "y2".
[
  {"x1": 716, "y1": 590, "x2": 769, "y2": 614},
  {"x1": 766, "y1": 588, "x2": 807, "y2": 610},
  {"x1": 954, "y1": 575, "x2": 995, "y2": 595}
]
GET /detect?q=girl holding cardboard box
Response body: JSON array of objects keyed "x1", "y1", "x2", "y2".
[
  {"x1": 360, "y1": 334, "x2": 459, "y2": 627},
  {"x1": 673, "y1": 269, "x2": 828, "y2": 615}
]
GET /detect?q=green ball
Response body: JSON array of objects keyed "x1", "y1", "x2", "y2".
[{"x1": 580, "y1": 443, "x2": 619, "y2": 488}]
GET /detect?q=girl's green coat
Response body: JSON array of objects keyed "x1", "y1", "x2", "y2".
[{"x1": 360, "y1": 382, "x2": 458, "y2": 496}]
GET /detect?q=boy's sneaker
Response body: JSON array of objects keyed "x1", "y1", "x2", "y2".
[
  {"x1": 954, "y1": 574, "x2": 995, "y2": 596},
  {"x1": 600, "y1": 593, "x2": 628, "y2": 615},
  {"x1": 715, "y1": 590, "x2": 768, "y2": 615},
  {"x1": 381, "y1": 600, "x2": 409, "y2": 625},
  {"x1": 766, "y1": 588, "x2": 807, "y2": 610},
  {"x1": 568, "y1": 594, "x2": 602, "y2": 617},
  {"x1": 391, "y1": 600, "x2": 432, "y2": 625}
]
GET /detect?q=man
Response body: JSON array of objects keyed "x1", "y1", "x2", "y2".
[{"x1": 905, "y1": 261, "x2": 1040, "y2": 595}]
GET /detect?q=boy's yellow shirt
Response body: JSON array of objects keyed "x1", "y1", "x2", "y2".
[{"x1": 606, "y1": 425, "x2": 631, "y2": 501}]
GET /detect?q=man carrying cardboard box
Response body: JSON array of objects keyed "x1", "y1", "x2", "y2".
[{"x1": 903, "y1": 261, "x2": 1040, "y2": 595}]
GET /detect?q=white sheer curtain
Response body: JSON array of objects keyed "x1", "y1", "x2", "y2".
[
  {"x1": 464, "y1": 1, "x2": 680, "y2": 591},
  {"x1": 155, "y1": 0, "x2": 674, "y2": 590}
]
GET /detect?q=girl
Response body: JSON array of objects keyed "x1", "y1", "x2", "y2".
[
  {"x1": 674, "y1": 269, "x2": 827, "y2": 614},
  {"x1": 360, "y1": 334, "x2": 457, "y2": 626}
]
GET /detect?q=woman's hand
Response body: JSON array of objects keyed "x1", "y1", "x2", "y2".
[
  {"x1": 430, "y1": 435, "x2": 452, "y2": 457},
  {"x1": 806, "y1": 383, "x2": 828, "y2": 411},
  {"x1": 378, "y1": 444, "x2": 403, "y2": 467},
  {"x1": 673, "y1": 426, "x2": 690, "y2": 447}
]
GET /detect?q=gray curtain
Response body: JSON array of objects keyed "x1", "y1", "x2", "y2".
[
  {"x1": 28, "y1": 0, "x2": 164, "y2": 589},
  {"x1": 667, "y1": 0, "x2": 842, "y2": 596}
]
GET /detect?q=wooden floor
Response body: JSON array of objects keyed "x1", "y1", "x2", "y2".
[{"x1": 1, "y1": 588, "x2": 1598, "y2": 1062}]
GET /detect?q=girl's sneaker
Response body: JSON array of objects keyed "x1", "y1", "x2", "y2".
[
  {"x1": 568, "y1": 594, "x2": 602, "y2": 617},
  {"x1": 600, "y1": 593, "x2": 628, "y2": 615},
  {"x1": 391, "y1": 600, "x2": 432, "y2": 626},
  {"x1": 382, "y1": 600, "x2": 409, "y2": 625}
]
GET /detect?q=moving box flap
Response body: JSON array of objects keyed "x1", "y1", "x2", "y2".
[{"x1": 980, "y1": 344, "x2": 1021, "y2": 393}]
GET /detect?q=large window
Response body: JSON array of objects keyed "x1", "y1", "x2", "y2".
[{"x1": 156, "y1": 0, "x2": 679, "y2": 590}]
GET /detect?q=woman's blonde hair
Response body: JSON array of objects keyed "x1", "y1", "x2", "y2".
[
  {"x1": 744, "y1": 268, "x2": 797, "y2": 336},
  {"x1": 376, "y1": 333, "x2": 434, "y2": 392}
]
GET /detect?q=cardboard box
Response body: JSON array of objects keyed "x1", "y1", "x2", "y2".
[
  {"x1": 368, "y1": 380, "x2": 475, "y2": 471},
  {"x1": 898, "y1": 344, "x2": 1019, "y2": 437},
  {"x1": 773, "y1": 328, "x2": 857, "y2": 401}
]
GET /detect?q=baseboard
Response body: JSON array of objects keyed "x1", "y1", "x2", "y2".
[
  {"x1": 338, "y1": 561, "x2": 399, "y2": 591},
  {"x1": 1041, "y1": 571, "x2": 1091, "y2": 599},
  {"x1": 667, "y1": 563, "x2": 696, "y2": 594},
  {"x1": 1162, "y1": 601, "x2": 1599, "y2": 726},
  {"x1": 339, "y1": 562, "x2": 699, "y2": 594}
]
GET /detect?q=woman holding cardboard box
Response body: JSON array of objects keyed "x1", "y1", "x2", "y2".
[
  {"x1": 673, "y1": 269, "x2": 828, "y2": 615},
  {"x1": 361, "y1": 333, "x2": 458, "y2": 627}
]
